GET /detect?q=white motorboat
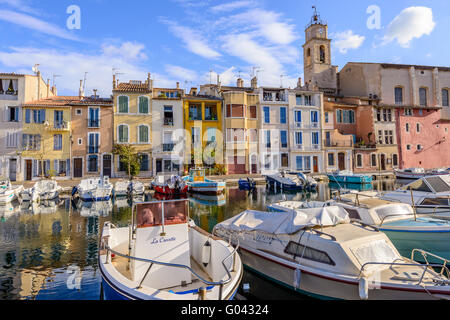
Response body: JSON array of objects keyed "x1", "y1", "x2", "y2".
[
  {"x1": 268, "y1": 195, "x2": 450, "y2": 262},
  {"x1": 214, "y1": 208, "x2": 450, "y2": 300},
  {"x1": 0, "y1": 178, "x2": 23, "y2": 204},
  {"x1": 73, "y1": 177, "x2": 113, "y2": 202},
  {"x1": 380, "y1": 175, "x2": 450, "y2": 217},
  {"x1": 395, "y1": 168, "x2": 426, "y2": 180},
  {"x1": 20, "y1": 180, "x2": 60, "y2": 202},
  {"x1": 99, "y1": 199, "x2": 243, "y2": 300},
  {"x1": 114, "y1": 180, "x2": 145, "y2": 197}
]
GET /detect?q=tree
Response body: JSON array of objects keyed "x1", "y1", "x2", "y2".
[{"x1": 112, "y1": 144, "x2": 141, "y2": 179}]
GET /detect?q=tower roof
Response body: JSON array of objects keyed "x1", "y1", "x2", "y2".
[{"x1": 306, "y1": 6, "x2": 327, "y2": 29}]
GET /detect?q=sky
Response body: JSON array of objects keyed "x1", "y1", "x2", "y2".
[{"x1": 0, "y1": 0, "x2": 448, "y2": 96}]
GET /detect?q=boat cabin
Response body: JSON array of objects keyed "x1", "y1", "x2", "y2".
[{"x1": 190, "y1": 168, "x2": 206, "y2": 182}]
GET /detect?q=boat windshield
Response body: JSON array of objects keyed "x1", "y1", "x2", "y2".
[
  {"x1": 374, "y1": 204, "x2": 414, "y2": 220},
  {"x1": 423, "y1": 176, "x2": 450, "y2": 193},
  {"x1": 136, "y1": 200, "x2": 188, "y2": 228},
  {"x1": 190, "y1": 169, "x2": 205, "y2": 182},
  {"x1": 401, "y1": 179, "x2": 433, "y2": 193},
  {"x1": 351, "y1": 239, "x2": 399, "y2": 271}
]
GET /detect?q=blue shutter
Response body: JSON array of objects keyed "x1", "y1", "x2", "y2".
[
  {"x1": 54, "y1": 160, "x2": 58, "y2": 173},
  {"x1": 66, "y1": 159, "x2": 71, "y2": 176},
  {"x1": 25, "y1": 109, "x2": 31, "y2": 123},
  {"x1": 280, "y1": 107, "x2": 286, "y2": 124},
  {"x1": 40, "y1": 110, "x2": 45, "y2": 123},
  {"x1": 296, "y1": 156, "x2": 303, "y2": 170},
  {"x1": 33, "y1": 160, "x2": 37, "y2": 177}
]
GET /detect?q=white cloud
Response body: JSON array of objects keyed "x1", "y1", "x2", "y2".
[
  {"x1": 163, "y1": 21, "x2": 221, "y2": 59},
  {"x1": 211, "y1": 1, "x2": 254, "y2": 13},
  {"x1": 0, "y1": 43, "x2": 174, "y2": 96},
  {"x1": 165, "y1": 65, "x2": 198, "y2": 82},
  {"x1": 0, "y1": 9, "x2": 79, "y2": 41},
  {"x1": 102, "y1": 42, "x2": 148, "y2": 61},
  {"x1": 0, "y1": 0, "x2": 39, "y2": 14},
  {"x1": 333, "y1": 30, "x2": 365, "y2": 54},
  {"x1": 383, "y1": 6, "x2": 435, "y2": 48}
]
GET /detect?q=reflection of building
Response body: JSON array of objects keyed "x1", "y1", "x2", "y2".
[
  {"x1": 0, "y1": 71, "x2": 56, "y2": 181},
  {"x1": 183, "y1": 88, "x2": 223, "y2": 169},
  {"x1": 152, "y1": 85, "x2": 185, "y2": 174},
  {"x1": 112, "y1": 74, "x2": 153, "y2": 178}
]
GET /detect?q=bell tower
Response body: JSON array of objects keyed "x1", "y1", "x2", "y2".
[{"x1": 303, "y1": 7, "x2": 338, "y2": 94}]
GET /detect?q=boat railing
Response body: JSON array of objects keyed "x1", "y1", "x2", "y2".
[
  {"x1": 102, "y1": 222, "x2": 239, "y2": 300},
  {"x1": 359, "y1": 260, "x2": 450, "y2": 287},
  {"x1": 350, "y1": 219, "x2": 380, "y2": 232},
  {"x1": 411, "y1": 249, "x2": 450, "y2": 278},
  {"x1": 304, "y1": 227, "x2": 337, "y2": 241}
]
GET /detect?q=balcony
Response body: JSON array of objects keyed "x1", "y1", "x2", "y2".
[
  {"x1": 311, "y1": 144, "x2": 320, "y2": 151},
  {"x1": 87, "y1": 145, "x2": 100, "y2": 154},
  {"x1": 163, "y1": 143, "x2": 175, "y2": 152},
  {"x1": 48, "y1": 121, "x2": 70, "y2": 132},
  {"x1": 88, "y1": 119, "x2": 100, "y2": 128},
  {"x1": 164, "y1": 118, "x2": 174, "y2": 126},
  {"x1": 294, "y1": 144, "x2": 303, "y2": 151},
  {"x1": 293, "y1": 122, "x2": 303, "y2": 129},
  {"x1": 311, "y1": 122, "x2": 319, "y2": 129},
  {"x1": 324, "y1": 140, "x2": 353, "y2": 148}
]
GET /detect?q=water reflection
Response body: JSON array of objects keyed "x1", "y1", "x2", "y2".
[{"x1": 0, "y1": 180, "x2": 404, "y2": 300}]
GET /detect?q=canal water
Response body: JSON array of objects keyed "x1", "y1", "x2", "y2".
[{"x1": 0, "y1": 180, "x2": 403, "y2": 300}]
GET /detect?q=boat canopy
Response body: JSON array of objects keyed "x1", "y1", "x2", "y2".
[
  {"x1": 216, "y1": 207, "x2": 350, "y2": 235},
  {"x1": 401, "y1": 175, "x2": 450, "y2": 193}
]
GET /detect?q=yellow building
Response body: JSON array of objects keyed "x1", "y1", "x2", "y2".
[
  {"x1": 112, "y1": 74, "x2": 153, "y2": 177},
  {"x1": 183, "y1": 89, "x2": 224, "y2": 169},
  {"x1": 21, "y1": 97, "x2": 72, "y2": 181}
]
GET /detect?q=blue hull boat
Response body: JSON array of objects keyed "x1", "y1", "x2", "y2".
[
  {"x1": 328, "y1": 171, "x2": 372, "y2": 184},
  {"x1": 266, "y1": 174, "x2": 303, "y2": 190},
  {"x1": 239, "y1": 178, "x2": 256, "y2": 190}
]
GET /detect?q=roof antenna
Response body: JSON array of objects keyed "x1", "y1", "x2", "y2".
[{"x1": 83, "y1": 72, "x2": 88, "y2": 93}]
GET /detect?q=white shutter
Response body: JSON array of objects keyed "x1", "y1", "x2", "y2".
[{"x1": 3, "y1": 107, "x2": 8, "y2": 122}]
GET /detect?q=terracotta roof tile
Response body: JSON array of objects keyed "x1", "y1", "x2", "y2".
[
  {"x1": 114, "y1": 82, "x2": 151, "y2": 93},
  {"x1": 23, "y1": 96, "x2": 112, "y2": 107}
]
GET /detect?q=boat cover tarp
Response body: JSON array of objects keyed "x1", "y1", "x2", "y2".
[{"x1": 216, "y1": 207, "x2": 350, "y2": 235}]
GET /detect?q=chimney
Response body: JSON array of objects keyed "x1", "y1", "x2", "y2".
[
  {"x1": 51, "y1": 85, "x2": 57, "y2": 96},
  {"x1": 237, "y1": 78, "x2": 244, "y2": 88},
  {"x1": 297, "y1": 77, "x2": 303, "y2": 88},
  {"x1": 190, "y1": 87, "x2": 197, "y2": 96},
  {"x1": 93, "y1": 89, "x2": 98, "y2": 98},
  {"x1": 47, "y1": 79, "x2": 50, "y2": 97},
  {"x1": 147, "y1": 73, "x2": 152, "y2": 91},
  {"x1": 251, "y1": 76, "x2": 258, "y2": 89},
  {"x1": 79, "y1": 80, "x2": 84, "y2": 98},
  {"x1": 113, "y1": 74, "x2": 117, "y2": 90},
  {"x1": 176, "y1": 82, "x2": 180, "y2": 89}
]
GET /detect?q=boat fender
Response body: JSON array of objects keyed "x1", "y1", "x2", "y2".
[
  {"x1": 202, "y1": 240, "x2": 212, "y2": 267},
  {"x1": 71, "y1": 186, "x2": 78, "y2": 197},
  {"x1": 359, "y1": 277, "x2": 369, "y2": 300},
  {"x1": 293, "y1": 268, "x2": 302, "y2": 289}
]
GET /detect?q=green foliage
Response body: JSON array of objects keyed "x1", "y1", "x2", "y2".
[{"x1": 112, "y1": 144, "x2": 141, "y2": 179}]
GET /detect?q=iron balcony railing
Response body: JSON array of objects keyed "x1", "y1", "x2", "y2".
[
  {"x1": 163, "y1": 143, "x2": 175, "y2": 152},
  {"x1": 164, "y1": 118, "x2": 174, "y2": 126},
  {"x1": 87, "y1": 145, "x2": 100, "y2": 154},
  {"x1": 88, "y1": 119, "x2": 100, "y2": 128}
]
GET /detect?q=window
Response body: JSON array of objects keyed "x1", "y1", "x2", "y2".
[
  {"x1": 304, "y1": 157, "x2": 311, "y2": 171},
  {"x1": 280, "y1": 131, "x2": 287, "y2": 148},
  {"x1": 281, "y1": 153, "x2": 289, "y2": 167},
  {"x1": 393, "y1": 154, "x2": 398, "y2": 167},
  {"x1": 280, "y1": 107, "x2": 287, "y2": 124},
  {"x1": 118, "y1": 96, "x2": 129, "y2": 113},
  {"x1": 118, "y1": 125, "x2": 129, "y2": 143},
  {"x1": 249, "y1": 129, "x2": 258, "y2": 142},
  {"x1": 140, "y1": 154, "x2": 149, "y2": 172},
  {"x1": 337, "y1": 110, "x2": 354, "y2": 123},
  {"x1": 304, "y1": 95, "x2": 313, "y2": 106},
  {"x1": 296, "y1": 95, "x2": 302, "y2": 105},
  {"x1": 417, "y1": 123, "x2": 421, "y2": 133},
  {"x1": 22, "y1": 134, "x2": 41, "y2": 151},
  {"x1": 189, "y1": 104, "x2": 202, "y2": 120},
  {"x1": 0, "y1": 79, "x2": 18, "y2": 95},
  {"x1": 443, "y1": 89, "x2": 449, "y2": 107},
  {"x1": 53, "y1": 110, "x2": 64, "y2": 128},
  {"x1": 406, "y1": 123, "x2": 410, "y2": 133},
  {"x1": 205, "y1": 104, "x2": 218, "y2": 121},
  {"x1": 78, "y1": 138, "x2": 82, "y2": 145},
  {"x1": 284, "y1": 241, "x2": 335, "y2": 265},
  {"x1": 263, "y1": 107, "x2": 270, "y2": 124},
  {"x1": 206, "y1": 128, "x2": 216, "y2": 143},
  {"x1": 356, "y1": 154, "x2": 363, "y2": 168},
  {"x1": 192, "y1": 127, "x2": 201, "y2": 145},
  {"x1": 227, "y1": 104, "x2": 244, "y2": 118},
  {"x1": 296, "y1": 156, "x2": 303, "y2": 170},
  {"x1": 295, "y1": 111, "x2": 302, "y2": 126},
  {"x1": 395, "y1": 87, "x2": 403, "y2": 105},
  {"x1": 319, "y1": 46, "x2": 326, "y2": 63},
  {"x1": 6, "y1": 132, "x2": 18, "y2": 148},
  {"x1": 419, "y1": 88, "x2": 427, "y2": 106},
  {"x1": 406, "y1": 144, "x2": 411, "y2": 150},
  {"x1": 138, "y1": 125, "x2": 149, "y2": 143},
  {"x1": 88, "y1": 133, "x2": 99, "y2": 153},
  {"x1": 404, "y1": 108, "x2": 413, "y2": 116},
  {"x1": 312, "y1": 132, "x2": 320, "y2": 147},
  {"x1": 7, "y1": 107, "x2": 19, "y2": 122},
  {"x1": 417, "y1": 144, "x2": 422, "y2": 151},
  {"x1": 163, "y1": 132, "x2": 175, "y2": 151},
  {"x1": 57, "y1": 160, "x2": 67, "y2": 175},
  {"x1": 311, "y1": 111, "x2": 319, "y2": 127},
  {"x1": 119, "y1": 156, "x2": 126, "y2": 172},
  {"x1": 164, "y1": 106, "x2": 174, "y2": 126},
  {"x1": 54, "y1": 134, "x2": 62, "y2": 151},
  {"x1": 376, "y1": 109, "x2": 382, "y2": 122},
  {"x1": 88, "y1": 108, "x2": 99, "y2": 127},
  {"x1": 295, "y1": 132, "x2": 303, "y2": 146},
  {"x1": 325, "y1": 112, "x2": 329, "y2": 123},
  {"x1": 249, "y1": 105, "x2": 257, "y2": 119},
  {"x1": 227, "y1": 128, "x2": 245, "y2": 142},
  {"x1": 382, "y1": 109, "x2": 392, "y2": 122},
  {"x1": 371, "y1": 154, "x2": 377, "y2": 167},
  {"x1": 88, "y1": 155, "x2": 98, "y2": 173},
  {"x1": 32, "y1": 109, "x2": 45, "y2": 124},
  {"x1": 76, "y1": 109, "x2": 82, "y2": 115},
  {"x1": 328, "y1": 153, "x2": 335, "y2": 166},
  {"x1": 385, "y1": 130, "x2": 394, "y2": 145},
  {"x1": 265, "y1": 130, "x2": 271, "y2": 148},
  {"x1": 138, "y1": 96, "x2": 149, "y2": 114}
]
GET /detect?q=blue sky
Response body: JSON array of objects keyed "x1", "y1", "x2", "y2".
[{"x1": 0, "y1": 0, "x2": 448, "y2": 96}]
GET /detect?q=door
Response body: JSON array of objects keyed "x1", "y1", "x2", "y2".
[
  {"x1": 25, "y1": 160, "x2": 32, "y2": 181},
  {"x1": 156, "y1": 160, "x2": 162, "y2": 174},
  {"x1": 9, "y1": 159, "x2": 17, "y2": 182},
  {"x1": 380, "y1": 154, "x2": 386, "y2": 171},
  {"x1": 338, "y1": 153, "x2": 346, "y2": 171},
  {"x1": 313, "y1": 156, "x2": 319, "y2": 173},
  {"x1": 74, "y1": 158, "x2": 83, "y2": 178},
  {"x1": 251, "y1": 155, "x2": 258, "y2": 174},
  {"x1": 103, "y1": 155, "x2": 112, "y2": 178}
]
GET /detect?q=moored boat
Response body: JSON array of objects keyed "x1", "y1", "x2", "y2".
[
  {"x1": 20, "y1": 180, "x2": 60, "y2": 202},
  {"x1": 265, "y1": 172, "x2": 303, "y2": 191},
  {"x1": 152, "y1": 175, "x2": 188, "y2": 195},
  {"x1": 72, "y1": 176, "x2": 113, "y2": 202},
  {"x1": 394, "y1": 168, "x2": 426, "y2": 180},
  {"x1": 0, "y1": 178, "x2": 23, "y2": 205},
  {"x1": 213, "y1": 208, "x2": 450, "y2": 300},
  {"x1": 99, "y1": 199, "x2": 243, "y2": 300},
  {"x1": 114, "y1": 180, "x2": 145, "y2": 198},
  {"x1": 327, "y1": 170, "x2": 372, "y2": 184},
  {"x1": 186, "y1": 168, "x2": 225, "y2": 195},
  {"x1": 238, "y1": 178, "x2": 256, "y2": 191}
]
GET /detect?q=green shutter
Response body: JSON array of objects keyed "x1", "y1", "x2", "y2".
[
  {"x1": 119, "y1": 96, "x2": 128, "y2": 113},
  {"x1": 139, "y1": 97, "x2": 149, "y2": 114}
]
